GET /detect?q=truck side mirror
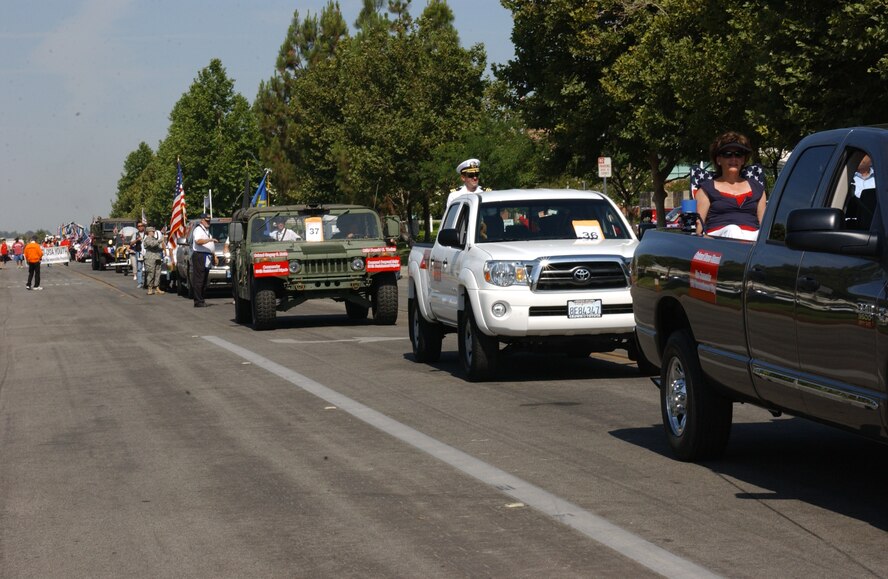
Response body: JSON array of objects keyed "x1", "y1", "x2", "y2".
[
  {"x1": 437, "y1": 228, "x2": 462, "y2": 248},
  {"x1": 385, "y1": 216, "x2": 400, "y2": 238},
  {"x1": 786, "y1": 208, "x2": 879, "y2": 257},
  {"x1": 229, "y1": 222, "x2": 244, "y2": 243}
]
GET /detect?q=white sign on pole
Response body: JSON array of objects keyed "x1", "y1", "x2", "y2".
[{"x1": 597, "y1": 156, "x2": 612, "y2": 178}]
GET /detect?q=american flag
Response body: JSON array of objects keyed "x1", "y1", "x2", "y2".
[{"x1": 169, "y1": 160, "x2": 187, "y2": 248}]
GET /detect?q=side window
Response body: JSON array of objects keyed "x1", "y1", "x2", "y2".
[
  {"x1": 768, "y1": 145, "x2": 835, "y2": 242},
  {"x1": 455, "y1": 205, "x2": 470, "y2": 245},
  {"x1": 441, "y1": 202, "x2": 462, "y2": 230},
  {"x1": 837, "y1": 149, "x2": 878, "y2": 231}
]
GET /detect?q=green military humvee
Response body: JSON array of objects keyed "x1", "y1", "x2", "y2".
[{"x1": 229, "y1": 204, "x2": 402, "y2": 330}]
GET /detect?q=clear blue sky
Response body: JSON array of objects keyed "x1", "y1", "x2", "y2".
[{"x1": 0, "y1": 0, "x2": 515, "y2": 232}]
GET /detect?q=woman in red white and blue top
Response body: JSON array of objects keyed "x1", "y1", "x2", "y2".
[{"x1": 694, "y1": 131, "x2": 768, "y2": 241}]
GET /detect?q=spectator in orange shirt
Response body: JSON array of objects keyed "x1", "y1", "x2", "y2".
[{"x1": 24, "y1": 236, "x2": 44, "y2": 290}]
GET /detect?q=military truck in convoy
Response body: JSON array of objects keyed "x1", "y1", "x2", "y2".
[
  {"x1": 89, "y1": 217, "x2": 137, "y2": 271},
  {"x1": 229, "y1": 204, "x2": 402, "y2": 330}
]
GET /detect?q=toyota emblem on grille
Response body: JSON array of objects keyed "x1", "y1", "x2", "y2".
[{"x1": 573, "y1": 267, "x2": 592, "y2": 282}]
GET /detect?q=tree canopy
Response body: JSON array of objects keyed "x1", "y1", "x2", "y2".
[
  {"x1": 109, "y1": 1, "x2": 888, "y2": 232},
  {"x1": 112, "y1": 59, "x2": 260, "y2": 226}
]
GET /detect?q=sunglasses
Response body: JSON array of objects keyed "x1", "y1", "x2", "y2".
[
  {"x1": 719, "y1": 150, "x2": 746, "y2": 158},
  {"x1": 462, "y1": 173, "x2": 479, "y2": 179}
]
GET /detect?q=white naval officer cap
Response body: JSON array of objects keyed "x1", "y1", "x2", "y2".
[{"x1": 456, "y1": 158, "x2": 480, "y2": 175}]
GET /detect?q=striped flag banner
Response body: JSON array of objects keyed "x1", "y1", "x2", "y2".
[{"x1": 169, "y1": 159, "x2": 187, "y2": 248}]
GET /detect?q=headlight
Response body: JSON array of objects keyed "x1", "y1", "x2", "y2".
[
  {"x1": 350, "y1": 257, "x2": 365, "y2": 271},
  {"x1": 484, "y1": 261, "x2": 529, "y2": 287},
  {"x1": 289, "y1": 260, "x2": 302, "y2": 273}
]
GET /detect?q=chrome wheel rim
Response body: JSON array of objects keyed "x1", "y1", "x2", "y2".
[{"x1": 665, "y1": 357, "x2": 688, "y2": 436}]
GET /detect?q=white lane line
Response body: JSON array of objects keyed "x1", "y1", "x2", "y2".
[
  {"x1": 271, "y1": 337, "x2": 409, "y2": 344},
  {"x1": 204, "y1": 335, "x2": 719, "y2": 579}
]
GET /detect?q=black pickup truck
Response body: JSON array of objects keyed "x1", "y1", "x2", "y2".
[{"x1": 632, "y1": 126, "x2": 887, "y2": 461}]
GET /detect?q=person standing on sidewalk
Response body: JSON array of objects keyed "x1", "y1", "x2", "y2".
[{"x1": 24, "y1": 236, "x2": 44, "y2": 290}]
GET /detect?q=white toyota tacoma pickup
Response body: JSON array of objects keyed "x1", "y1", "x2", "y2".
[{"x1": 407, "y1": 189, "x2": 639, "y2": 380}]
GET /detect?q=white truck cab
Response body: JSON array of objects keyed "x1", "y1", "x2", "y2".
[{"x1": 408, "y1": 188, "x2": 638, "y2": 380}]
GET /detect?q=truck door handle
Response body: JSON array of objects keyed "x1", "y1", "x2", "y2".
[
  {"x1": 441, "y1": 259, "x2": 449, "y2": 269},
  {"x1": 748, "y1": 265, "x2": 766, "y2": 282},
  {"x1": 797, "y1": 276, "x2": 820, "y2": 292}
]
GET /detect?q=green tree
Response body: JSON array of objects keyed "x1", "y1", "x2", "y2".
[
  {"x1": 500, "y1": 0, "x2": 888, "y2": 226},
  {"x1": 111, "y1": 142, "x2": 155, "y2": 217},
  {"x1": 160, "y1": 59, "x2": 260, "y2": 215},
  {"x1": 255, "y1": 0, "x2": 486, "y2": 229},
  {"x1": 109, "y1": 59, "x2": 260, "y2": 225},
  {"x1": 255, "y1": 2, "x2": 349, "y2": 200}
]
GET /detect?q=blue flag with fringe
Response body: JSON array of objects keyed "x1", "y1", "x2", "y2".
[{"x1": 250, "y1": 171, "x2": 269, "y2": 207}]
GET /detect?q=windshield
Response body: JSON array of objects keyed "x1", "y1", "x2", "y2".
[
  {"x1": 102, "y1": 221, "x2": 135, "y2": 232},
  {"x1": 248, "y1": 209, "x2": 380, "y2": 242},
  {"x1": 477, "y1": 199, "x2": 631, "y2": 242},
  {"x1": 208, "y1": 223, "x2": 229, "y2": 240}
]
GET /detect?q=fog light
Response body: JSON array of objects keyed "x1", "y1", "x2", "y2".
[{"x1": 491, "y1": 302, "x2": 508, "y2": 317}]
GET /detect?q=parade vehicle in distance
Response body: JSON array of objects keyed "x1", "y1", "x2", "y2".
[
  {"x1": 174, "y1": 217, "x2": 233, "y2": 298},
  {"x1": 636, "y1": 207, "x2": 682, "y2": 238},
  {"x1": 89, "y1": 217, "x2": 137, "y2": 271},
  {"x1": 632, "y1": 126, "x2": 888, "y2": 462},
  {"x1": 407, "y1": 189, "x2": 639, "y2": 381},
  {"x1": 229, "y1": 204, "x2": 402, "y2": 330}
]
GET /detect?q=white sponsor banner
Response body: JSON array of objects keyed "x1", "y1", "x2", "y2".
[{"x1": 43, "y1": 246, "x2": 70, "y2": 264}]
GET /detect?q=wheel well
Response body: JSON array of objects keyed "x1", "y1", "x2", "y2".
[
  {"x1": 655, "y1": 297, "x2": 694, "y2": 360},
  {"x1": 373, "y1": 271, "x2": 397, "y2": 286},
  {"x1": 253, "y1": 277, "x2": 284, "y2": 297}
]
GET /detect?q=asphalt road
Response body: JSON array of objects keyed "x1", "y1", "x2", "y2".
[{"x1": 1, "y1": 261, "x2": 888, "y2": 578}]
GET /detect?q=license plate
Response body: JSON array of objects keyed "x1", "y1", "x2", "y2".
[{"x1": 568, "y1": 299, "x2": 602, "y2": 319}]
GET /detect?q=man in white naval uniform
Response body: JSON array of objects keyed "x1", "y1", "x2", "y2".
[{"x1": 445, "y1": 158, "x2": 488, "y2": 207}]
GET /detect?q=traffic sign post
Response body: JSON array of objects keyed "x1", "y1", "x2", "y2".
[{"x1": 598, "y1": 157, "x2": 612, "y2": 197}]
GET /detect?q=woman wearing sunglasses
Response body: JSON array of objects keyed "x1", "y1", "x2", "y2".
[{"x1": 694, "y1": 131, "x2": 768, "y2": 240}]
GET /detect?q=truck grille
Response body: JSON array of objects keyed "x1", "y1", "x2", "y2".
[
  {"x1": 530, "y1": 258, "x2": 629, "y2": 291},
  {"x1": 302, "y1": 258, "x2": 351, "y2": 275}
]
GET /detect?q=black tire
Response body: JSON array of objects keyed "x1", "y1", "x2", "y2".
[
  {"x1": 408, "y1": 296, "x2": 442, "y2": 363},
  {"x1": 660, "y1": 330, "x2": 733, "y2": 462},
  {"x1": 458, "y1": 303, "x2": 498, "y2": 381},
  {"x1": 345, "y1": 300, "x2": 369, "y2": 321},
  {"x1": 252, "y1": 282, "x2": 276, "y2": 331},
  {"x1": 372, "y1": 274, "x2": 398, "y2": 325},
  {"x1": 91, "y1": 252, "x2": 99, "y2": 270}
]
